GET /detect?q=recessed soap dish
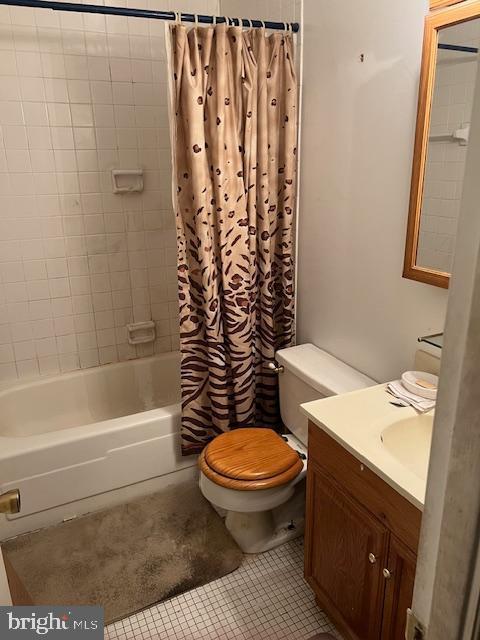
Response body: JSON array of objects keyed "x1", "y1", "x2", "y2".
[
  {"x1": 127, "y1": 321, "x2": 156, "y2": 345},
  {"x1": 111, "y1": 169, "x2": 144, "y2": 194}
]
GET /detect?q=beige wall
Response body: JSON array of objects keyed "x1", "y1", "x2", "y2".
[{"x1": 296, "y1": 0, "x2": 448, "y2": 382}]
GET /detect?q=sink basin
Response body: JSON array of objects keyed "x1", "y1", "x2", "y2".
[{"x1": 380, "y1": 414, "x2": 434, "y2": 480}]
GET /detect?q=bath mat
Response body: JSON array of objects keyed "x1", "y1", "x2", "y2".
[{"x1": 1, "y1": 482, "x2": 243, "y2": 623}]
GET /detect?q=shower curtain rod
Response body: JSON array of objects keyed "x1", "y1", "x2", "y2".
[{"x1": 0, "y1": 0, "x2": 300, "y2": 32}]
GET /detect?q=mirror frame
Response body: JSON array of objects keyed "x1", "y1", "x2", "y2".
[
  {"x1": 404, "y1": 0, "x2": 480, "y2": 289},
  {"x1": 430, "y1": 0, "x2": 469, "y2": 9}
]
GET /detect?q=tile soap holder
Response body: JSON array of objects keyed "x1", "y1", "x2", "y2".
[
  {"x1": 112, "y1": 169, "x2": 144, "y2": 194},
  {"x1": 127, "y1": 321, "x2": 156, "y2": 345}
]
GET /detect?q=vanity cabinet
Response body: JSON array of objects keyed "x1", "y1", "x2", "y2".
[
  {"x1": 307, "y1": 469, "x2": 388, "y2": 639},
  {"x1": 381, "y1": 536, "x2": 418, "y2": 640},
  {"x1": 305, "y1": 422, "x2": 422, "y2": 640}
]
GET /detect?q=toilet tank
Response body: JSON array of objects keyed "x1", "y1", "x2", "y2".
[{"x1": 276, "y1": 343, "x2": 375, "y2": 446}]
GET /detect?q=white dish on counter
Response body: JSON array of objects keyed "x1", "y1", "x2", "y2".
[{"x1": 401, "y1": 370, "x2": 438, "y2": 400}]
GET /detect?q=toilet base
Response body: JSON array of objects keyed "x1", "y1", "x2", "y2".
[
  {"x1": 225, "y1": 509, "x2": 304, "y2": 553},
  {"x1": 199, "y1": 434, "x2": 308, "y2": 554}
]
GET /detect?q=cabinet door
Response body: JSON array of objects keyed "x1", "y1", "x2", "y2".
[
  {"x1": 381, "y1": 536, "x2": 417, "y2": 640},
  {"x1": 305, "y1": 467, "x2": 389, "y2": 640}
]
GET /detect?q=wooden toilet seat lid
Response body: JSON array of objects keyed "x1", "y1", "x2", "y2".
[{"x1": 203, "y1": 428, "x2": 303, "y2": 488}]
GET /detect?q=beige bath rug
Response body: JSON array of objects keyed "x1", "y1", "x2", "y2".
[{"x1": 1, "y1": 482, "x2": 243, "y2": 624}]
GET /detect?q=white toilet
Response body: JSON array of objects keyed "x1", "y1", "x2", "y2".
[{"x1": 199, "y1": 343, "x2": 375, "y2": 553}]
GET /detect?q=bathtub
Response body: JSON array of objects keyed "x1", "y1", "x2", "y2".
[{"x1": 0, "y1": 352, "x2": 197, "y2": 540}]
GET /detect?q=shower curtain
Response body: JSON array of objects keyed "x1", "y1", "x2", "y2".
[{"x1": 167, "y1": 22, "x2": 297, "y2": 455}]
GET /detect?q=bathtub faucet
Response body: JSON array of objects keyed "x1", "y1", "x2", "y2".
[{"x1": 0, "y1": 489, "x2": 21, "y2": 515}]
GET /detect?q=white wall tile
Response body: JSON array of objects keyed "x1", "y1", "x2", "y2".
[
  {"x1": 3, "y1": 125, "x2": 28, "y2": 149},
  {"x1": 38, "y1": 354, "x2": 60, "y2": 375},
  {"x1": 16, "y1": 51, "x2": 43, "y2": 77},
  {"x1": 0, "y1": 101, "x2": 24, "y2": 125},
  {"x1": 67, "y1": 79, "x2": 91, "y2": 104},
  {"x1": 33, "y1": 318, "x2": 54, "y2": 339},
  {"x1": 10, "y1": 322, "x2": 32, "y2": 342},
  {"x1": 5, "y1": 149, "x2": 31, "y2": 172},
  {"x1": 27, "y1": 279, "x2": 50, "y2": 300},
  {"x1": 16, "y1": 358, "x2": 39, "y2": 378},
  {"x1": 41, "y1": 53, "x2": 66, "y2": 79},
  {"x1": 23, "y1": 102, "x2": 49, "y2": 126},
  {"x1": 51, "y1": 126, "x2": 74, "y2": 149},
  {"x1": 0, "y1": 0, "x2": 216, "y2": 383}
]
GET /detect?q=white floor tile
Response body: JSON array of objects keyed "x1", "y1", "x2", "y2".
[{"x1": 105, "y1": 538, "x2": 339, "y2": 640}]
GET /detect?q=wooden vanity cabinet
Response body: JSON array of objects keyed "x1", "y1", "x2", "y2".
[
  {"x1": 305, "y1": 422, "x2": 422, "y2": 640},
  {"x1": 381, "y1": 536, "x2": 418, "y2": 640}
]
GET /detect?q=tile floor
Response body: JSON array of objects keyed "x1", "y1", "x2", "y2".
[{"x1": 105, "y1": 538, "x2": 339, "y2": 640}]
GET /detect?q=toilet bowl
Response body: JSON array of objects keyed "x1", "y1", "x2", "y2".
[
  {"x1": 199, "y1": 343, "x2": 375, "y2": 553},
  {"x1": 200, "y1": 429, "x2": 307, "y2": 553}
]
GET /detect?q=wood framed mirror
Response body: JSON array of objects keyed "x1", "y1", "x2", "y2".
[
  {"x1": 404, "y1": 0, "x2": 480, "y2": 288},
  {"x1": 430, "y1": 0, "x2": 469, "y2": 9}
]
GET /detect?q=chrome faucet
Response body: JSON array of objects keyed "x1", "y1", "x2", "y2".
[{"x1": 0, "y1": 489, "x2": 21, "y2": 515}]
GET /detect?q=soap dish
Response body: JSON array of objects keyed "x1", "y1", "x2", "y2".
[
  {"x1": 401, "y1": 371, "x2": 438, "y2": 400},
  {"x1": 127, "y1": 321, "x2": 156, "y2": 345}
]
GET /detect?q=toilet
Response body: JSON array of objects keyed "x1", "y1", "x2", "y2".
[{"x1": 199, "y1": 343, "x2": 375, "y2": 553}]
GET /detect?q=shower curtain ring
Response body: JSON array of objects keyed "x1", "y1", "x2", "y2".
[
  {"x1": 194, "y1": 13, "x2": 199, "y2": 27},
  {"x1": 175, "y1": 11, "x2": 181, "y2": 24}
]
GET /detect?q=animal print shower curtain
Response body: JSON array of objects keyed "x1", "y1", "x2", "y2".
[{"x1": 167, "y1": 22, "x2": 297, "y2": 455}]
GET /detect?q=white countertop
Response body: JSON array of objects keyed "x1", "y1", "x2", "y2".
[{"x1": 301, "y1": 383, "x2": 430, "y2": 510}]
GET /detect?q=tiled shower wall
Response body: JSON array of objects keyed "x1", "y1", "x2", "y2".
[
  {"x1": 0, "y1": 0, "x2": 218, "y2": 384},
  {"x1": 419, "y1": 21, "x2": 479, "y2": 273}
]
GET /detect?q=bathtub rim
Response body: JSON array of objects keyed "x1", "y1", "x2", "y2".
[
  {"x1": 0, "y1": 350, "x2": 182, "y2": 458},
  {"x1": 0, "y1": 350, "x2": 181, "y2": 396},
  {"x1": 0, "y1": 401, "x2": 183, "y2": 457}
]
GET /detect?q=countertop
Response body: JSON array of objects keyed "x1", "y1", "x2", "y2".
[{"x1": 301, "y1": 383, "x2": 431, "y2": 510}]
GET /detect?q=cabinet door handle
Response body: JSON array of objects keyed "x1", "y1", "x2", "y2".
[
  {"x1": 368, "y1": 553, "x2": 377, "y2": 564},
  {"x1": 382, "y1": 568, "x2": 392, "y2": 580}
]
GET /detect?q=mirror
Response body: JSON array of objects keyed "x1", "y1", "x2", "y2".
[{"x1": 404, "y1": 1, "x2": 480, "y2": 288}]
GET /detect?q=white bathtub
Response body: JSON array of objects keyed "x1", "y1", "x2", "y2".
[{"x1": 0, "y1": 352, "x2": 197, "y2": 540}]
